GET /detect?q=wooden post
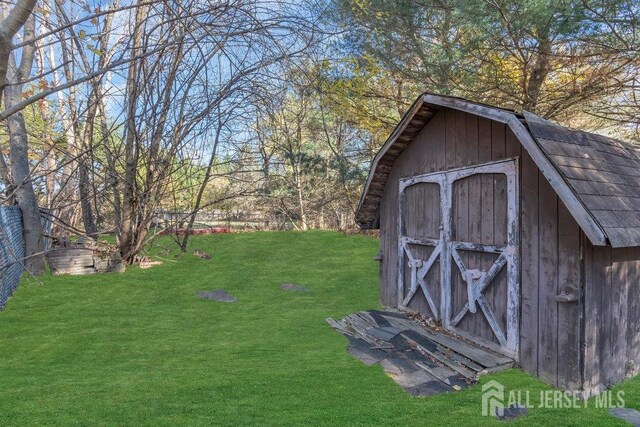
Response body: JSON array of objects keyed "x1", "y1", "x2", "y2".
[
  {"x1": 506, "y1": 159, "x2": 520, "y2": 356},
  {"x1": 397, "y1": 184, "x2": 406, "y2": 306},
  {"x1": 440, "y1": 175, "x2": 452, "y2": 327}
]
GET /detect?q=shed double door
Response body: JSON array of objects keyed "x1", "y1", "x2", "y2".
[{"x1": 398, "y1": 158, "x2": 519, "y2": 357}]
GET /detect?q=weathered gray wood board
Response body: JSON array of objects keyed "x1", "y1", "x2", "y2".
[
  {"x1": 326, "y1": 309, "x2": 513, "y2": 396},
  {"x1": 401, "y1": 182, "x2": 441, "y2": 316},
  {"x1": 46, "y1": 248, "x2": 123, "y2": 275},
  {"x1": 583, "y1": 243, "x2": 640, "y2": 396},
  {"x1": 450, "y1": 173, "x2": 509, "y2": 345},
  {"x1": 46, "y1": 248, "x2": 96, "y2": 275}
]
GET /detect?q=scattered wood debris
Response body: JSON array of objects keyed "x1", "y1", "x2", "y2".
[
  {"x1": 327, "y1": 310, "x2": 513, "y2": 397},
  {"x1": 137, "y1": 256, "x2": 163, "y2": 269},
  {"x1": 193, "y1": 250, "x2": 211, "y2": 260}
]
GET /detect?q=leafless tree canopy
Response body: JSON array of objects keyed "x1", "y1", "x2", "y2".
[{"x1": 0, "y1": 0, "x2": 637, "y2": 272}]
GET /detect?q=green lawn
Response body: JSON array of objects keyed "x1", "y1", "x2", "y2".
[{"x1": 0, "y1": 231, "x2": 635, "y2": 425}]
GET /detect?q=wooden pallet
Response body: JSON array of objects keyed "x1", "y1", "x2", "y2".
[{"x1": 327, "y1": 309, "x2": 513, "y2": 396}]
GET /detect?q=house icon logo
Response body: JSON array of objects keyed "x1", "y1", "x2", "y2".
[{"x1": 481, "y1": 380, "x2": 505, "y2": 416}]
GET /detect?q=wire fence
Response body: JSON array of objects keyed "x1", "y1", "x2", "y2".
[
  {"x1": 0, "y1": 205, "x2": 24, "y2": 308},
  {"x1": 152, "y1": 209, "x2": 353, "y2": 232},
  {"x1": 152, "y1": 209, "x2": 289, "y2": 232}
]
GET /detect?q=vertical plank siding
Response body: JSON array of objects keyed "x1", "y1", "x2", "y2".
[
  {"x1": 452, "y1": 174, "x2": 507, "y2": 343},
  {"x1": 556, "y1": 205, "x2": 582, "y2": 390},
  {"x1": 401, "y1": 183, "x2": 441, "y2": 316},
  {"x1": 583, "y1": 240, "x2": 605, "y2": 394},
  {"x1": 379, "y1": 165, "x2": 402, "y2": 306},
  {"x1": 537, "y1": 172, "x2": 559, "y2": 385},
  {"x1": 378, "y1": 108, "x2": 583, "y2": 389},
  {"x1": 583, "y1": 243, "x2": 640, "y2": 394},
  {"x1": 626, "y1": 254, "x2": 640, "y2": 380},
  {"x1": 519, "y1": 150, "x2": 540, "y2": 377}
]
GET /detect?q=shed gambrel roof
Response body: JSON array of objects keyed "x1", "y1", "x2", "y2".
[
  {"x1": 356, "y1": 93, "x2": 640, "y2": 248},
  {"x1": 525, "y1": 112, "x2": 640, "y2": 247}
]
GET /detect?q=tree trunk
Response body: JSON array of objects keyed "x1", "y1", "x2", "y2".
[
  {"x1": 57, "y1": 21, "x2": 98, "y2": 237},
  {"x1": 294, "y1": 163, "x2": 307, "y2": 231},
  {"x1": 99, "y1": 99, "x2": 122, "y2": 238},
  {"x1": 35, "y1": 38, "x2": 56, "y2": 209},
  {"x1": 179, "y1": 123, "x2": 223, "y2": 251},
  {"x1": 523, "y1": 37, "x2": 552, "y2": 113},
  {"x1": 0, "y1": 0, "x2": 37, "y2": 94},
  {"x1": 119, "y1": 1, "x2": 147, "y2": 263},
  {"x1": 55, "y1": 33, "x2": 82, "y2": 233},
  {"x1": 78, "y1": 92, "x2": 98, "y2": 237},
  {"x1": 4, "y1": 35, "x2": 45, "y2": 274},
  {"x1": 78, "y1": 155, "x2": 97, "y2": 236},
  {"x1": 5, "y1": 110, "x2": 45, "y2": 274}
]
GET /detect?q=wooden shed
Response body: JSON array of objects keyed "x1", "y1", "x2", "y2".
[{"x1": 356, "y1": 93, "x2": 640, "y2": 397}]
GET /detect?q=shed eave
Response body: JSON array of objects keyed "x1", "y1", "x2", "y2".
[{"x1": 355, "y1": 93, "x2": 433, "y2": 228}]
